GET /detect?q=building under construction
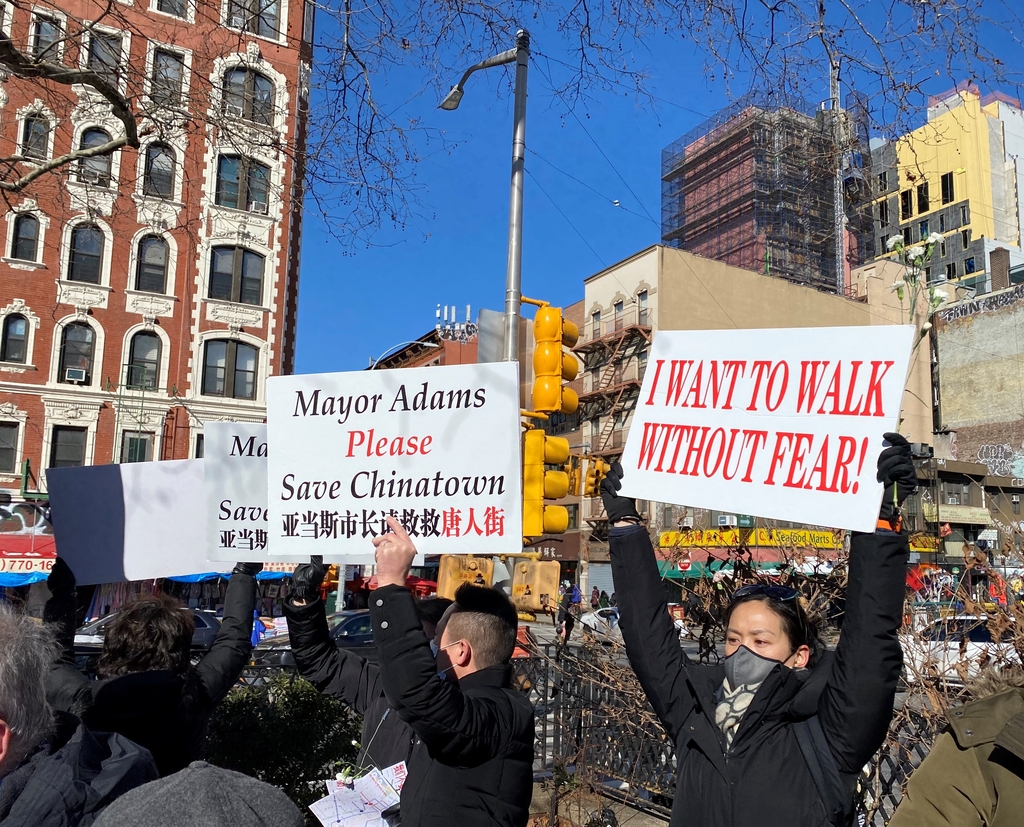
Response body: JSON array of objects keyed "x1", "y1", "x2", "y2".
[{"x1": 661, "y1": 95, "x2": 852, "y2": 292}]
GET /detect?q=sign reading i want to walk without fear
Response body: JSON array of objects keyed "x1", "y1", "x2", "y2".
[
  {"x1": 620, "y1": 326, "x2": 916, "y2": 533},
  {"x1": 266, "y1": 362, "x2": 523, "y2": 555}
]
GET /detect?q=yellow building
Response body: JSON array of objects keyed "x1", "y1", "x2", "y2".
[{"x1": 867, "y1": 84, "x2": 1024, "y2": 291}]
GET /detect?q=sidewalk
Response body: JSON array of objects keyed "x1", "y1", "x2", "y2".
[{"x1": 528, "y1": 781, "x2": 669, "y2": 827}]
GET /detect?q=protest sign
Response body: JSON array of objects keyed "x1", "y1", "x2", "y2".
[
  {"x1": 48, "y1": 459, "x2": 226, "y2": 585},
  {"x1": 620, "y1": 326, "x2": 915, "y2": 532},
  {"x1": 206, "y1": 422, "x2": 271, "y2": 563},
  {"x1": 267, "y1": 362, "x2": 522, "y2": 555}
]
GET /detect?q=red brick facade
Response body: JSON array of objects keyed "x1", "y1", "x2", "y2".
[{"x1": 0, "y1": 0, "x2": 309, "y2": 495}]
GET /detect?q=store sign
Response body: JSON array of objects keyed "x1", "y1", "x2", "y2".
[
  {"x1": 523, "y1": 532, "x2": 581, "y2": 561},
  {"x1": 922, "y1": 503, "x2": 993, "y2": 525},
  {"x1": 267, "y1": 362, "x2": 523, "y2": 556},
  {"x1": 659, "y1": 527, "x2": 842, "y2": 550},
  {"x1": 621, "y1": 326, "x2": 915, "y2": 532}
]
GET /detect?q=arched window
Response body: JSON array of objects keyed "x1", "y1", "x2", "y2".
[
  {"x1": 59, "y1": 323, "x2": 95, "y2": 384},
  {"x1": 143, "y1": 144, "x2": 175, "y2": 198},
  {"x1": 21, "y1": 115, "x2": 49, "y2": 160},
  {"x1": 222, "y1": 68, "x2": 274, "y2": 126},
  {"x1": 11, "y1": 214, "x2": 39, "y2": 262},
  {"x1": 136, "y1": 235, "x2": 169, "y2": 293},
  {"x1": 209, "y1": 246, "x2": 264, "y2": 305},
  {"x1": 215, "y1": 155, "x2": 269, "y2": 211},
  {"x1": 127, "y1": 331, "x2": 161, "y2": 389},
  {"x1": 67, "y1": 224, "x2": 104, "y2": 283},
  {"x1": 77, "y1": 128, "x2": 113, "y2": 186},
  {"x1": 202, "y1": 339, "x2": 257, "y2": 399},
  {"x1": 0, "y1": 315, "x2": 28, "y2": 363}
]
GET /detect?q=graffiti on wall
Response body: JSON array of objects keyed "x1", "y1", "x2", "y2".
[
  {"x1": 939, "y1": 283, "x2": 1024, "y2": 323},
  {"x1": 0, "y1": 501, "x2": 55, "y2": 572},
  {"x1": 976, "y1": 443, "x2": 1024, "y2": 477}
]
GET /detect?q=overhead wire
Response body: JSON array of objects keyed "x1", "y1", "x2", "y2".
[{"x1": 525, "y1": 167, "x2": 606, "y2": 267}]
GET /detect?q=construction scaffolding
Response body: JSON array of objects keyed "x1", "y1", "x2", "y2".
[{"x1": 661, "y1": 93, "x2": 849, "y2": 292}]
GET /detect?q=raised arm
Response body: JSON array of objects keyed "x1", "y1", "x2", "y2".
[
  {"x1": 193, "y1": 564, "x2": 259, "y2": 706},
  {"x1": 603, "y1": 463, "x2": 694, "y2": 741},
  {"x1": 43, "y1": 558, "x2": 93, "y2": 717},
  {"x1": 817, "y1": 433, "x2": 913, "y2": 773}
]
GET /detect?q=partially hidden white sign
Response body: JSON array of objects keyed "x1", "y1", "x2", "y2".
[
  {"x1": 206, "y1": 422, "x2": 270, "y2": 563},
  {"x1": 619, "y1": 326, "x2": 916, "y2": 532},
  {"x1": 266, "y1": 362, "x2": 523, "y2": 555}
]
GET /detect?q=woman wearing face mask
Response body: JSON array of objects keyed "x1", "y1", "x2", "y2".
[{"x1": 602, "y1": 433, "x2": 915, "y2": 827}]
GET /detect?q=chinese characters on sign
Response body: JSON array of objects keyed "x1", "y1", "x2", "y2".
[{"x1": 277, "y1": 506, "x2": 506, "y2": 541}]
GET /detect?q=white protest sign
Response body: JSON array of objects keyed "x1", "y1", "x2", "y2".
[
  {"x1": 267, "y1": 362, "x2": 522, "y2": 556},
  {"x1": 206, "y1": 422, "x2": 271, "y2": 563},
  {"x1": 620, "y1": 326, "x2": 915, "y2": 532}
]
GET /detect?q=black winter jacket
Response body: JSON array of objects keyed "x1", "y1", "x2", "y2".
[
  {"x1": 283, "y1": 598, "x2": 418, "y2": 771},
  {"x1": 0, "y1": 713, "x2": 158, "y2": 827},
  {"x1": 44, "y1": 572, "x2": 257, "y2": 776},
  {"x1": 369, "y1": 585, "x2": 535, "y2": 827},
  {"x1": 611, "y1": 524, "x2": 908, "y2": 827}
]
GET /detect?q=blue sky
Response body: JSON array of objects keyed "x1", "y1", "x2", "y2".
[{"x1": 293, "y1": 13, "x2": 1024, "y2": 375}]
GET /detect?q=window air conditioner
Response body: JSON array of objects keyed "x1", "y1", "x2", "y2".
[
  {"x1": 248, "y1": 200, "x2": 268, "y2": 215},
  {"x1": 225, "y1": 103, "x2": 244, "y2": 118},
  {"x1": 64, "y1": 367, "x2": 87, "y2": 383},
  {"x1": 947, "y1": 496, "x2": 959, "y2": 505},
  {"x1": 718, "y1": 514, "x2": 738, "y2": 527},
  {"x1": 229, "y1": 14, "x2": 245, "y2": 27},
  {"x1": 78, "y1": 168, "x2": 101, "y2": 185}
]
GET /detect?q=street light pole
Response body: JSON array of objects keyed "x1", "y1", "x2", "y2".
[{"x1": 439, "y1": 29, "x2": 531, "y2": 363}]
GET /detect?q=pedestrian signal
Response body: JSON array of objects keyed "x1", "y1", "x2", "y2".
[
  {"x1": 532, "y1": 305, "x2": 579, "y2": 414},
  {"x1": 522, "y1": 428, "x2": 571, "y2": 536}
]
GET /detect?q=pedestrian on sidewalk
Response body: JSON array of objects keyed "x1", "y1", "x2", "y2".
[
  {"x1": 603, "y1": 432, "x2": 914, "y2": 827},
  {"x1": 591, "y1": 586, "x2": 600, "y2": 610}
]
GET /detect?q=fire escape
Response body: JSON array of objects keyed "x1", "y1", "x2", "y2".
[{"x1": 573, "y1": 304, "x2": 653, "y2": 536}]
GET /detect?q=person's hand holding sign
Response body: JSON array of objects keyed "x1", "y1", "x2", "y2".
[{"x1": 374, "y1": 516, "x2": 417, "y2": 588}]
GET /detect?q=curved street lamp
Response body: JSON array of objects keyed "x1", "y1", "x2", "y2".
[{"x1": 368, "y1": 340, "x2": 440, "y2": 370}]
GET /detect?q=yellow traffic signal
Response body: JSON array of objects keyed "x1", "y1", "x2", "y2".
[
  {"x1": 523, "y1": 428, "x2": 571, "y2": 536},
  {"x1": 533, "y1": 305, "x2": 580, "y2": 414},
  {"x1": 583, "y1": 458, "x2": 610, "y2": 498}
]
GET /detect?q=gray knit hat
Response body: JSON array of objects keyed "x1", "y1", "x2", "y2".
[{"x1": 94, "y1": 761, "x2": 305, "y2": 827}]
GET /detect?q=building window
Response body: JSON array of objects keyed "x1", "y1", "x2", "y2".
[
  {"x1": 900, "y1": 190, "x2": 913, "y2": 220},
  {"x1": 215, "y1": 156, "x2": 269, "y2": 211},
  {"x1": 87, "y1": 31, "x2": 122, "y2": 86},
  {"x1": 222, "y1": 68, "x2": 274, "y2": 125},
  {"x1": 939, "y1": 213, "x2": 946, "y2": 233},
  {"x1": 940, "y1": 240, "x2": 946, "y2": 257},
  {"x1": 1, "y1": 315, "x2": 27, "y2": 363},
  {"x1": 877, "y1": 171, "x2": 888, "y2": 193},
  {"x1": 878, "y1": 199, "x2": 889, "y2": 226},
  {"x1": 917, "y1": 182, "x2": 929, "y2": 213},
  {"x1": 209, "y1": 246, "x2": 264, "y2": 305},
  {"x1": 150, "y1": 50, "x2": 185, "y2": 107},
  {"x1": 136, "y1": 235, "x2": 169, "y2": 293},
  {"x1": 127, "y1": 331, "x2": 160, "y2": 389},
  {"x1": 21, "y1": 115, "x2": 49, "y2": 161},
  {"x1": 924, "y1": 267, "x2": 932, "y2": 283},
  {"x1": 143, "y1": 144, "x2": 175, "y2": 198},
  {"x1": 59, "y1": 323, "x2": 95, "y2": 384},
  {"x1": 946, "y1": 261, "x2": 958, "y2": 280},
  {"x1": 156, "y1": 0, "x2": 187, "y2": 18},
  {"x1": 637, "y1": 290, "x2": 648, "y2": 324},
  {"x1": 227, "y1": 0, "x2": 280, "y2": 38},
  {"x1": 11, "y1": 214, "x2": 39, "y2": 262},
  {"x1": 962, "y1": 228, "x2": 971, "y2": 250},
  {"x1": 194, "y1": 433, "x2": 204, "y2": 458},
  {"x1": 964, "y1": 257, "x2": 976, "y2": 275},
  {"x1": 960, "y1": 205, "x2": 969, "y2": 224},
  {"x1": 941, "y1": 172, "x2": 954, "y2": 205},
  {"x1": 67, "y1": 224, "x2": 103, "y2": 283},
  {"x1": 1013, "y1": 494, "x2": 1020, "y2": 515},
  {"x1": 120, "y1": 431, "x2": 154, "y2": 463},
  {"x1": 918, "y1": 220, "x2": 929, "y2": 240},
  {"x1": 50, "y1": 426, "x2": 86, "y2": 468},
  {"x1": 902, "y1": 226, "x2": 912, "y2": 247},
  {"x1": 202, "y1": 339, "x2": 258, "y2": 400},
  {"x1": 0, "y1": 422, "x2": 16, "y2": 472},
  {"x1": 591, "y1": 310, "x2": 601, "y2": 337},
  {"x1": 77, "y1": 128, "x2": 113, "y2": 186},
  {"x1": 32, "y1": 16, "x2": 61, "y2": 60}
]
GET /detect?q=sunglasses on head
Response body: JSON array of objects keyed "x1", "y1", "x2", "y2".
[{"x1": 732, "y1": 583, "x2": 800, "y2": 602}]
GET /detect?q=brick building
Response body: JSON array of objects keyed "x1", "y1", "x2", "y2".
[{"x1": 0, "y1": 0, "x2": 311, "y2": 500}]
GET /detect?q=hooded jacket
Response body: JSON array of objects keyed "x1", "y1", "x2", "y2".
[
  {"x1": 44, "y1": 572, "x2": 257, "y2": 777},
  {"x1": 369, "y1": 585, "x2": 535, "y2": 827},
  {"x1": 283, "y1": 598, "x2": 418, "y2": 772},
  {"x1": 610, "y1": 524, "x2": 908, "y2": 827},
  {"x1": 888, "y1": 674, "x2": 1024, "y2": 827}
]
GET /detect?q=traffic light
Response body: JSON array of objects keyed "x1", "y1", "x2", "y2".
[
  {"x1": 522, "y1": 428, "x2": 571, "y2": 536},
  {"x1": 533, "y1": 305, "x2": 580, "y2": 414},
  {"x1": 584, "y1": 458, "x2": 611, "y2": 498}
]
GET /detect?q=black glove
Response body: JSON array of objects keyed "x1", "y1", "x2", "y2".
[
  {"x1": 600, "y1": 461, "x2": 641, "y2": 524},
  {"x1": 291, "y1": 556, "x2": 326, "y2": 602},
  {"x1": 47, "y1": 557, "x2": 76, "y2": 597},
  {"x1": 233, "y1": 562, "x2": 264, "y2": 577},
  {"x1": 877, "y1": 432, "x2": 917, "y2": 526}
]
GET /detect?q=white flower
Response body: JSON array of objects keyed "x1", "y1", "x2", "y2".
[
  {"x1": 921, "y1": 322, "x2": 933, "y2": 332},
  {"x1": 886, "y1": 235, "x2": 903, "y2": 250},
  {"x1": 932, "y1": 288, "x2": 949, "y2": 303},
  {"x1": 891, "y1": 279, "x2": 906, "y2": 290},
  {"x1": 906, "y1": 245, "x2": 926, "y2": 260},
  {"x1": 927, "y1": 232, "x2": 944, "y2": 245}
]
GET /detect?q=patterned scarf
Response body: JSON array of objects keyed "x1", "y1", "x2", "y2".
[{"x1": 715, "y1": 677, "x2": 762, "y2": 749}]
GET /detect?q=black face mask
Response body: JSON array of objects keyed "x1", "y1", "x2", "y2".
[{"x1": 723, "y1": 645, "x2": 782, "y2": 688}]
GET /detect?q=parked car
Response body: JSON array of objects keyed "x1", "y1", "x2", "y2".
[
  {"x1": 250, "y1": 610, "x2": 374, "y2": 668},
  {"x1": 578, "y1": 607, "x2": 622, "y2": 644},
  {"x1": 75, "y1": 609, "x2": 222, "y2": 649},
  {"x1": 901, "y1": 614, "x2": 1020, "y2": 685}
]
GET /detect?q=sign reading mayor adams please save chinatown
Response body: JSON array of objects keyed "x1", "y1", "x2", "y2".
[{"x1": 266, "y1": 362, "x2": 523, "y2": 556}]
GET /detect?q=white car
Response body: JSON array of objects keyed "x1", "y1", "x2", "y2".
[
  {"x1": 578, "y1": 607, "x2": 622, "y2": 643},
  {"x1": 900, "y1": 615, "x2": 1020, "y2": 685}
]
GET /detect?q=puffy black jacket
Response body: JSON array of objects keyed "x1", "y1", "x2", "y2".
[
  {"x1": 611, "y1": 524, "x2": 908, "y2": 827},
  {"x1": 283, "y1": 598, "x2": 418, "y2": 771},
  {"x1": 0, "y1": 713, "x2": 158, "y2": 827},
  {"x1": 44, "y1": 572, "x2": 257, "y2": 776},
  {"x1": 369, "y1": 585, "x2": 535, "y2": 827}
]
